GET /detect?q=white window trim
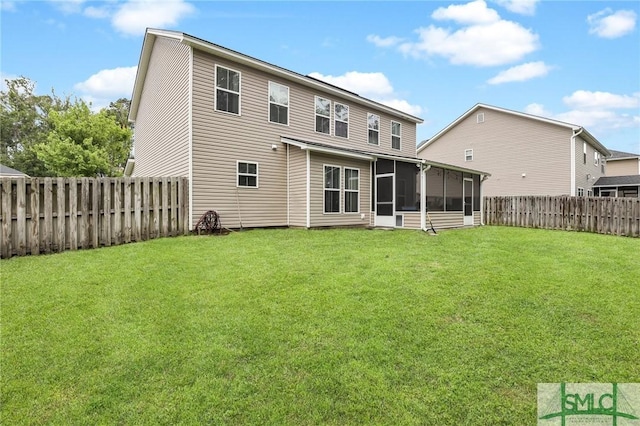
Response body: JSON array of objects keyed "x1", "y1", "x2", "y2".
[
  {"x1": 477, "y1": 113, "x2": 484, "y2": 123},
  {"x1": 344, "y1": 167, "x2": 360, "y2": 214},
  {"x1": 368, "y1": 113, "x2": 380, "y2": 145},
  {"x1": 334, "y1": 102, "x2": 349, "y2": 139},
  {"x1": 391, "y1": 121, "x2": 401, "y2": 150},
  {"x1": 315, "y1": 96, "x2": 331, "y2": 136},
  {"x1": 323, "y1": 164, "x2": 341, "y2": 214},
  {"x1": 594, "y1": 151, "x2": 599, "y2": 166},
  {"x1": 237, "y1": 160, "x2": 258, "y2": 188},
  {"x1": 268, "y1": 81, "x2": 289, "y2": 126},
  {"x1": 215, "y1": 65, "x2": 241, "y2": 116},
  {"x1": 577, "y1": 187, "x2": 584, "y2": 197},
  {"x1": 465, "y1": 149, "x2": 473, "y2": 162},
  {"x1": 587, "y1": 189, "x2": 593, "y2": 197},
  {"x1": 583, "y1": 142, "x2": 587, "y2": 164}
]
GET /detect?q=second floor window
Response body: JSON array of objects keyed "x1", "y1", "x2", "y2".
[
  {"x1": 465, "y1": 149, "x2": 473, "y2": 161},
  {"x1": 269, "y1": 82, "x2": 289, "y2": 125},
  {"x1": 391, "y1": 121, "x2": 401, "y2": 150},
  {"x1": 368, "y1": 113, "x2": 379, "y2": 145},
  {"x1": 315, "y1": 96, "x2": 330, "y2": 134},
  {"x1": 215, "y1": 66, "x2": 240, "y2": 115},
  {"x1": 335, "y1": 103, "x2": 349, "y2": 138}
]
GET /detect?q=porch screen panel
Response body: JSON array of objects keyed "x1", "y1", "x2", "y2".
[
  {"x1": 396, "y1": 161, "x2": 419, "y2": 211},
  {"x1": 445, "y1": 170, "x2": 463, "y2": 211},
  {"x1": 426, "y1": 167, "x2": 444, "y2": 211}
]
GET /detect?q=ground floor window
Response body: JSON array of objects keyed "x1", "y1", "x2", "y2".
[
  {"x1": 324, "y1": 165, "x2": 340, "y2": 213},
  {"x1": 237, "y1": 161, "x2": 258, "y2": 187},
  {"x1": 344, "y1": 168, "x2": 359, "y2": 213}
]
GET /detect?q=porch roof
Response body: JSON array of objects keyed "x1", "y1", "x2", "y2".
[{"x1": 280, "y1": 136, "x2": 491, "y2": 177}]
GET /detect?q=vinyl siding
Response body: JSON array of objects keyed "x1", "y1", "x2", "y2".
[
  {"x1": 426, "y1": 212, "x2": 465, "y2": 229},
  {"x1": 574, "y1": 135, "x2": 606, "y2": 193},
  {"x1": 607, "y1": 158, "x2": 640, "y2": 176},
  {"x1": 419, "y1": 107, "x2": 573, "y2": 196},
  {"x1": 190, "y1": 47, "x2": 414, "y2": 229},
  {"x1": 309, "y1": 153, "x2": 371, "y2": 227},
  {"x1": 132, "y1": 37, "x2": 190, "y2": 177},
  {"x1": 288, "y1": 145, "x2": 307, "y2": 227},
  {"x1": 398, "y1": 212, "x2": 421, "y2": 229}
]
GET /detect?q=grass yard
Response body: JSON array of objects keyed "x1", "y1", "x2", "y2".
[{"x1": 1, "y1": 226, "x2": 639, "y2": 425}]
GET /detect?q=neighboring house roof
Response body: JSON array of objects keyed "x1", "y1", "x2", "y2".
[
  {"x1": 607, "y1": 149, "x2": 640, "y2": 161},
  {"x1": 593, "y1": 175, "x2": 640, "y2": 187},
  {"x1": 281, "y1": 136, "x2": 490, "y2": 177},
  {"x1": 0, "y1": 164, "x2": 29, "y2": 177},
  {"x1": 417, "y1": 103, "x2": 610, "y2": 157},
  {"x1": 130, "y1": 28, "x2": 424, "y2": 125}
]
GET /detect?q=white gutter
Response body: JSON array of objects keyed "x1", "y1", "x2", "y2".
[
  {"x1": 420, "y1": 162, "x2": 429, "y2": 231},
  {"x1": 570, "y1": 128, "x2": 584, "y2": 196}
]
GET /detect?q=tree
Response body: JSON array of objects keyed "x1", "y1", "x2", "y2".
[
  {"x1": 104, "y1": 98, "x2": 131, "y2": 129},
  {"x1": 34, "y1": 100, "x2": 132, "y2": 177},
  {"x1": 0, "y1": 77, "x2": 69, "y2": 176}
]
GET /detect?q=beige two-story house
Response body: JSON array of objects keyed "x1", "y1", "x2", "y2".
[
  {"x1": 417, "y1": 104, "x2": 609, "y2": 197},
  {"x1": 128, "y1": 29, "x2": 490, "y2": 230},
  {"x1": 593, "y1": 150, "x2": 640, "y2": 198}
]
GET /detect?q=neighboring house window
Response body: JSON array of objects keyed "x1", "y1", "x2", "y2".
[
  {"x1": 268, "y1": 82, "x2": 289, "y2": 125},
  {"x1": 368, "y1": 113, "x2": 379, "y2": 145},
  {"x1": 344, "y1": 168, "x2": 359, "y2": 213},
  {"x1": 577, "y1": 187, "x2": 584, "y2": 197},
  {"x1": 335, "y1": 103, "x2": 349, "y2": 138},
  {"x1": 315, "y1": 96, "x2": 330, "y2": 134},
  {"x1": 237, "y1": 161, "x2": 258, "y2": 187},
  {"x1": 215, "y1": 66, "x2": 240, "y2": 114},
  {"x1": 594, "y1": 151, "x2": 599, "y2": 166},
  {"x1": 465, "y1": 149, "x2": 473, "y2": 162},
  {"x1": 583, "y1": 142, "x2": 587, "y2": 164},
  {"x1": 477, "y1": 113, "x2": 484, "y2": 123},
  {"x1": 324, "y1": 165, "x2": 340, "y2": 213},
  {"x1": 601, "y1": 161, "x2": 605, "y2": 174},
  {"x1": 587, "y1": 189, "x2": 593, "y2": 197},
  {"x1": 391, "y1": 121, "x2": 401, "y2": 150}
]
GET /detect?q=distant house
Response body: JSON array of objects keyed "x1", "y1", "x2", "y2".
[
  {"x1": 0, "y1": 164, "x2": 29, "y2": 178},
  {"x1": 417, "y1": 103, "x2": 610, "y2": 197},
  {"x1": 128, "y1": 29, "x2": 490, "y2": 230},
  {"x1": 592, "y1": 150, "x2": 640, "y2": 198},
  {"x1": 605, "y1": 150, "x2": 640, "y2": 176}
]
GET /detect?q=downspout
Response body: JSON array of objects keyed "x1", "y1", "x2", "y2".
[
  {"x1": 420, "y1": 162, "x2": 429, "y2": 231},
  {"x1": 480, "y1": 174, "x2": 489, "y2": 225},
  {"x1": 570, "y1": 128, "x2": 584, "y2": 196},
  {"x1": 306, "y1": 149, "x2": 311, "y2": 228}
]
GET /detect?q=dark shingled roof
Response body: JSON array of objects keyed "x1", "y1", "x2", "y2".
[
  {"x1": 593, "y1": 175, "x2": 640, "y2": 186},
  {"x1": 608, "y1": 149, "x2": 640, "y2": 160}
]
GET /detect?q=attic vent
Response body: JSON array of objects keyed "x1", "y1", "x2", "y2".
[{"x1": 477, "y1": 113, "x2": 485, "y2": 123}]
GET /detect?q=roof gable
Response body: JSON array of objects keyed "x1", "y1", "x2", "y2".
[{"x1": 417, "y1": 103, "x2": 610, "y2": 156}]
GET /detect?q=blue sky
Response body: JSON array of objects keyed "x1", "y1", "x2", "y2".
[{"x1": 1, "y1": 0, "x2": 639, "y2": 153}]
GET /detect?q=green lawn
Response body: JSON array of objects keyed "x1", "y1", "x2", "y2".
[{"x1": 2, "y1": 227, "x2": 639, "y2": 425}]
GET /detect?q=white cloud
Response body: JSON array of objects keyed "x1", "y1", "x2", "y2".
[
  {"x1": 84, "y1": 5, "x2": 111, "y2": 19},
  {"x1": 587, "y1": 9, "x2": 637, "y2": 39},
  {"x1": 111, "y1": 0, "x2": 195, "y2": 36},
  {"x1": 48, "y1": 0, "x2": 86, "y2": 14},
  {"x1": 1, "y1": 1, "x2": 17, "y2": 12},
  {"x1": 399, "y1": 19, "x2": 539, "y2": 67},
  {"x1": 366, "y1": 34, "x2": 403, "y2": 48},
  {"x1": 487, "y1": 61, "x2": 552, "y2": 84},
  {"x1": 563, "y1": 90, "x2": 640, "y2": 110},
  {"x1": 432, "y1": 0, "x2": 500, "y2": 25},
  {"x1": 493, "y1": 0, "x2": 539, "y2": 16},
  {"x1": 307, "y1": 71, "x2": 394, "y2": 98},
  {"x1": 74, "y1": 66, "x2": 138, "y2": 109},
  {"x1": 525, "y1": 90, "x2": 640, "y2": 134},
  {"x1": 307, "y1": 71, "x2": 422, "y2": 117}
]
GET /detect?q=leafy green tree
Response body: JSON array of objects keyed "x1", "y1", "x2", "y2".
[
  {"x1": 34, "y1": 100, "x2": 132, "y2": 177},
  {"x1": 0, "y1": 77, "x2": 69, "y2": 176},
  {"x1": 104, "y1": 98, "x2": 131, "y2": 129}
]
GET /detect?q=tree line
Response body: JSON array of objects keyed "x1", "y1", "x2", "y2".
[{"x1": 1, "y1": 77, "x2": 132, "y2": 177}]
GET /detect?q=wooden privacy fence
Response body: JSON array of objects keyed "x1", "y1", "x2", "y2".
[
  {"x1": 1, "y1": 177, "x2": 189, "y2": 259},
  {"x1": 484, "y1": 196, "x2": 640, "y2": 237}
]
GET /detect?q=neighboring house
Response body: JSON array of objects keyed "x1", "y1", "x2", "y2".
[
  {"x1": 0, "y1": 164, "x2": 29, "y2": 178},
  {"x1": 129, "y1": 29, "x2": 490, "y2": 230},
  {"x1": 417, "y1": 104, "x2": 610, "y2": 197},
  {"x1": 605, "y1": 150, "x2": 640, "y2": 176},
  {"x1": 592, "y1": 150, "x2": 640, "y2": 198}
]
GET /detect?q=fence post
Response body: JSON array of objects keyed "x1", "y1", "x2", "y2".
[
  {"x1": 1, "y1": 178, "x2": 13, "y2": 258},
  {"x1": 30, "y1": 177, "x2": 40, "y2": 255}
]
